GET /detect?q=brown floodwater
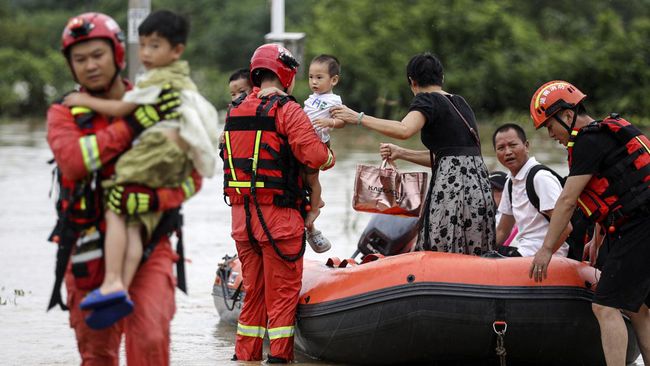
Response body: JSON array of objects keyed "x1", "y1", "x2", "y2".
[{"x1": 0, "y1": 121, "x2": 642, "y2": 365}]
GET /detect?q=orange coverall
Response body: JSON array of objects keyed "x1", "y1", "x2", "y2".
[
  {"x1": 47, "y1": 92, "x2": 201, "y2": 366},
  {"x1": 228, "y1": 89, "x2": 335, "y2": 361}
]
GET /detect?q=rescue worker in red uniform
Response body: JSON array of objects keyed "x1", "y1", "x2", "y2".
[
  {"x1": 528, "y1": 81, "x2": 650, "y2": 365},
  {"x1": 222, "y1": 44, "x2": 335, "y2": 363},
  {"x1": 46, "y1": 12, "x2": 201, "y2": 365}
]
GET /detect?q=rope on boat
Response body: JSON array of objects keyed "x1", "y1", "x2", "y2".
[
  {"x1": 493, "y1": 321, "x2": 508, "y2": 366},
  {"x1": 217, "y1": 255, "x2": 243, "y2": 311}
]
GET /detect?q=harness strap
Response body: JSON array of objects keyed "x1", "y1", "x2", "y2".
[
  {"x1": 251, "y1": 190, "x2": 306, "y2": 262},
  {"x1": 243, "y1": 196, "x2": 262, "y2": 255},
  {"x1": 230, "y1": 157, "x2": 281, "y2": 171},
  {"x1": 47, "y1": 177, "x2": 92, "y2": 311},
  {"x1": 47, "y1": 224, "x2": 77, "y2": 311},
  {"x1": 224, "y1": 131, "x2": 241, "y2": 194},
  {"x1": 142, "y1": 208, "x2": 188, "y2": 293}
]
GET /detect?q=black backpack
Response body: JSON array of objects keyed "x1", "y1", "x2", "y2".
[{"x1": 506, "y1": 164, "x2": 592, "y2": 260}]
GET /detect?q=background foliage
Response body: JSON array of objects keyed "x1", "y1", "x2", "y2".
[{"x1": 2, "y1": 0, "x2": 650, "y2": 127}]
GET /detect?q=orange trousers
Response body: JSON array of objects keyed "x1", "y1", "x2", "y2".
[
  {"x1": 235, "y1": 236, "x2": 303, "y2": 361},
  {"x1": 65, "y1": 241, "x2": 178, "y2": 366}
]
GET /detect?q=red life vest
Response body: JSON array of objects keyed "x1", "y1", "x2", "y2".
[
  {"x1": 568, "y1": 114, "x2": 650, "y2": 230},
  {"x1": 222, "y1": 95, "x2": 304, "y2": 208},
  {"x1": 53, "y1": 107, "x2": 110, "y2": 231}
]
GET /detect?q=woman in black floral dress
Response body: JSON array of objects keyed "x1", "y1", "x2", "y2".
[{"x1": 331, "y1": 53, "x2": 495, "y2": 255}]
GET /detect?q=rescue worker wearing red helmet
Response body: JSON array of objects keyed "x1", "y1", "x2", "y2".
[
  {"x1": 47, "y1": 12, "x2": 201, "y2": 365},
  {"x1": 222, "y1": 43, "x2": 335, "y2": 363},
  {"x1": 529, "y1": 80, "x2": 650, "y2": 365}
]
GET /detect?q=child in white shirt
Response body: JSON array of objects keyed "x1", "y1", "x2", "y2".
[
  {"x1": 258, "y1": 54, "x2": 345, "y2": 253},
  {"x1": 301, "y1": 54, "x2": 345, "y2": 252}
]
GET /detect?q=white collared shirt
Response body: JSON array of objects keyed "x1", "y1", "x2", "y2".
[{"x1": 498, "y1": 157, "x2": 569, "y2": 257}]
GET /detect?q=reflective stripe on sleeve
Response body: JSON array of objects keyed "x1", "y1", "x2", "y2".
[
  {"x1": 78, "y1": 135, "x2": 102, "y2": 172},
  {"x1": 267, "y1": 326, "x2": 295, "y2": 340},
  {"x1": 181, "y1": 176, "x2": 196, "y2": 199},
  {"x1": 319, "y1": 148, "x2": 334, "y2": 170},
  {"x1": 70, "y1": 106, "x2": 92, "y2": 115},
  {"x1": 237, "y1": 323, "x2": 266, "y2": 338}
]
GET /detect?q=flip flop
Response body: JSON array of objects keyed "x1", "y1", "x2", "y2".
[
  {"x1": 79, "y1": 289, "x2": 128, "y2": 310},
  {"x1": 85, "y1": 298, "x2": 134, "y2": 330}
]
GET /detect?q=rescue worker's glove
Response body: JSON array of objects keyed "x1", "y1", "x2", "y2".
[
  {"x1": 107, "y1": 184, "x2": 159, "y2": 216},
  {"x1": 125, "y1": 83, "x2": 181, "y2": 135}
]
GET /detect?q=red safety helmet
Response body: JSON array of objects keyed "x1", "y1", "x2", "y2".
[
  {"x1": 530, "y1": 80, "x2": 586, "y2": 129},
  {"x1": 61, "y1": 12, "x2": 126, "y2": 70},
  {"x1": 250, "y1": 44, "x2": 299, "y2": 89}
]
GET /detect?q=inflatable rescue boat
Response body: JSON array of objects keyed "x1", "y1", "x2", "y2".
[{"x1": 213, "y1": 215, "x2": 641, "y2": 365}]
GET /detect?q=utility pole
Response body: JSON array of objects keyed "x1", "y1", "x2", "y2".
[
  {"x1": 127, "y1": 0, "x2": 151, "y2": 82},
  {"x1": 265, "y1": 0, "x2": 305, "y2": 76}
]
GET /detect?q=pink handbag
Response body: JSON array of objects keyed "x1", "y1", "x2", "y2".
[{"x1": 352, "y1": 160, "x2": 428, "y2": 217}]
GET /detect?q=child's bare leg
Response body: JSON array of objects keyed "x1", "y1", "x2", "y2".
[
  {"x1": 305, "y1": 171, "x2": 323, "y2": 229},
  {"x1": 122, "y1": 224, "x2": 143, "y2": 289},
  {"x1": 101, "y1": 210, "x2": 127, "y2": 294},
  {"x1": 159, "y1": 128, "x2": 189, "y2": 152}
]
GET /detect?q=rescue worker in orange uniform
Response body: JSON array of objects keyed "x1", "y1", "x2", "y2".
[
  {"x1": 529, "y1": 81, "x2": 650, "y2": 366},
  {"x1": 46, "y1": 12, "x2": 201, "y2": 365},
  {"x1": 222, "y1": 44, "x2": 335, "y2": 363}
]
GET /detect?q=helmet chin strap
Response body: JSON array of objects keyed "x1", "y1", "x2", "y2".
[{"x1": 553, "y1": 108, "x2": 578, "y2": 134}]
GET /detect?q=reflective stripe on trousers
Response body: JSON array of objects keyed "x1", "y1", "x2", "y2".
[
  {"x1": 268, "y1": 325, "x2": 295, "y2": 340},
  {"x1": 237, "y1": 322, "x2": 266, "y2": 338}
]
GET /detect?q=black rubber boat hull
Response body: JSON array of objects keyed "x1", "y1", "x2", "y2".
[{"x1": 295, "y1": 283, "x2": 640, "y2": 365}]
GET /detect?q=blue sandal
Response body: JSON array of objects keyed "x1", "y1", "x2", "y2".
[
  {"x1": 85, "y1": 298, "x2": 134, "y2": 330},
  {"x1": 80, "y1": 289, "x2": 128, "y2": 310}
]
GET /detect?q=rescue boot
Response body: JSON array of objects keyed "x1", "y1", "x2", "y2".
[
  {"x1": 306, "y1": 227, "x2": 331, "y2": 253},
  {"x1": 265, "y1": 355, "x2": 288, "y2": 364}
]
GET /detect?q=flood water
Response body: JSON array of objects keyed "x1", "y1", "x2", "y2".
[{"x1": 0, "y1": 121, "x2": 643, "y2": 365}]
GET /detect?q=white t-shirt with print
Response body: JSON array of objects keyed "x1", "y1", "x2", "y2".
[
  {"x1": 303, "y1": 92, "x2": 342, "y2": 143},
  {"x1": 498, "y1": 157, "x2": 570, "y2": 257}
]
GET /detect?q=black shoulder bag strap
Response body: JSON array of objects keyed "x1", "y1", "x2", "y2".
[{"x1": 442, "y1": 94, "x2": 481, "y2": 148}]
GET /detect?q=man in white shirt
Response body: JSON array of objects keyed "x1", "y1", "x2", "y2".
[{"x1": 492, "y1": 123, "x2": 570, "y2": 257}]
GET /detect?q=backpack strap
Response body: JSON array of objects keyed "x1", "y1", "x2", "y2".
[
  {"x1": 525, "y1": 164, "x2": 565, "y2": 221},
  {"x1": 507, "y1": 177, "x2": 513, "y2": 208},
  {"x1": 507, "y1": 164, "x2": 565, "y2": 221}
]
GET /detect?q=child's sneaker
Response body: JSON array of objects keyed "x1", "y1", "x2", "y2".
[{"x1": 306, "y1": 228, "x2": 331, "y2": 253}]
